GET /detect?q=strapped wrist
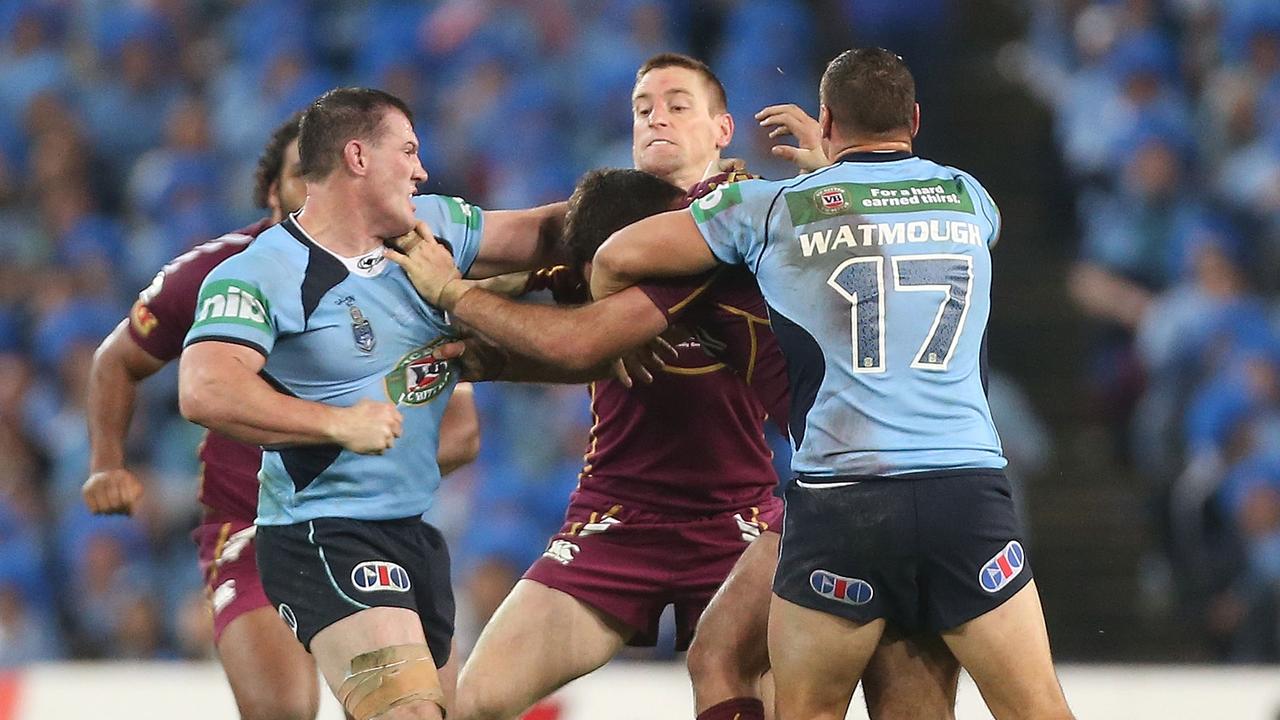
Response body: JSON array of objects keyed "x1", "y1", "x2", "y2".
[{"x1": 435, "y1": 278, "x2": 472, "y2": 310}]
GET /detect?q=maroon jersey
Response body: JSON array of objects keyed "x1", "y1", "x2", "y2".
[
  {"x1": 128, "y1": 220, "x2": 271, "y2": 522},
  {"x1": 575, "y1": 266, "x2": 790, "y2": 517}
]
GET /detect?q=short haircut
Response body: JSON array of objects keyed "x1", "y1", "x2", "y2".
[
  {"x1": 297, "y1": 87, "x2": 414, "y2": 179},
  {"x1": 563, "y1": 169, "x2": 686, "y2": 267},
  {"x1": 820, "y1": 48, "x2": 915, "y2": 136},
  {"x1": 635, "y1": 53, "x2": 728, "y2": 114},
  {"x1": 252, "y1": 111, "x2": 303, "y2": 209}
]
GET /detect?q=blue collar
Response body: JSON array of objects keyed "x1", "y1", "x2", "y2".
[{"x1": 832, "y1": 150, "x2": 915, "y2": 163}]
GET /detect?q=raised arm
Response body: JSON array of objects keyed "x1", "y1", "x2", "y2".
[
  {"x1": 83, "y1": 321, "x2": 167, "y2": 515},
  {"x1": 465, "y1": 202, "x2": 568, "y2": 279},
  {"x1": 590, "y1": 209, "x2": 718, "y2": 300},
  {"x1": 179, "y1": 341, "x2": 402, "y2": 454}
]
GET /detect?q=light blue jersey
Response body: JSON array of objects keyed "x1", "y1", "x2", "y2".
[
  {"x1": 691, "y1": 151, "x2": 1005, "y2": 477},
  {"x1": 184, "y1": 194, "x2": 484, "y2": 524}
]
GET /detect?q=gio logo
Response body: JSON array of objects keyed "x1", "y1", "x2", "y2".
[
  {"x1": 352, "y1": 561, "x2": 411, "y2": 592},
  {"x1": 810, "y1": 569, "x2": 873, "y2": 605},
  {"x1": 193, "y1": 280, "x2": 270, "y2": 331},
  {"x1": 979, "y1": 540, "x2": 1025, "y2": 593}
]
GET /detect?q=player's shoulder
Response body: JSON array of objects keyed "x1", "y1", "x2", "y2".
[
  {"x1": 413, "y1": 193, "x2": 481, "y2": 229},
  {"x1": 205, "y1": 223, "x2": 304, "y2": 288}
]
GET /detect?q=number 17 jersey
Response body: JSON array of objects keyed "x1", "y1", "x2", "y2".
[{"x1": 691, "y1": 151, "x2": 1005, "y2": 477}]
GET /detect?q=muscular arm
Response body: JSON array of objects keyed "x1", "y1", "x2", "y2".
[
  {"x1": 88, "y1": 321, "x2": 166, "y2": 475},
  {"x1": 179, "y1": 341, "x2": 353, "y2": 447},
  {"x1": 466, "y1": 202, "x2": 568, "y2": 279},
  {"x1": 436, "y1": 383, "x2": 480, "y2": 475},
  {"x1": 591, "y1": 209, "x2": 718, "y2": 300},
  {"x1": 448, "y1": 285, "x2": 669, "y2": 373}
]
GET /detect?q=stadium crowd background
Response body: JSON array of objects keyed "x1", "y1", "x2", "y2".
[{"x1": 0, "y1": 0, "x2": 1277, "y2": 670}]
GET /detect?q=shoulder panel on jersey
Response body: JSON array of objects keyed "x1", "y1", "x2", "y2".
[
  {"x1": 765, "y1": 303, "x2": 825, "y2": 449},
  {"x1": 760, "y1": 166, "x2": 847, "y2": 275},
  {"x1": 281, "y1": 216, "x2": 349, "y2": 323}
]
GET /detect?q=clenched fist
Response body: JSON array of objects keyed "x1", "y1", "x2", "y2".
[
  {"x1": 83, "y1": 468, "x2": 145, "y2": 515},
  {"x1": 331, "y1": 399, "x2": 404, "y2": 455}
]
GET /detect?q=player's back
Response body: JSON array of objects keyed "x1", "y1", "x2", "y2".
[{"x1": 693, "y1": 151, "x2": 1005, "y2": 477}]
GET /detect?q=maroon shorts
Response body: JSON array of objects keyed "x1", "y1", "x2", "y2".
[
  {"x1": 522, "y1": 495, "x2": 782, "y2": 650},
  {"x1": 192, "y1": 519, "x2": 272, "y2": 643}
]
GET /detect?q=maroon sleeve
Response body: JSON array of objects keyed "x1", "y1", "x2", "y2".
[
  {"x1": 126, "y1": 222, "x2": 265, "y2": 361},
  {"x1": 634, "y1": 271, "x2": 720, "y2": 323}
]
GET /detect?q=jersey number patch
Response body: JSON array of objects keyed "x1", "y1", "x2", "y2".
[{"x1": 826, "y1": 254, "x2": 973, "y2": 373}]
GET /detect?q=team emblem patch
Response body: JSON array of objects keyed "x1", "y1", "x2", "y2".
[
  {"x1": 979, "y1": 540, "x2": 1025, "y2": 593},
  {"x1": 130, "y1": 301, "x2": 159, "y2": 337},
  {"x1": 815, "y1": 186, "x2": 849, "y2": 214},
  {"x1": 350, "y1": 306, "x2": 375, "y2": 353},
  {"x1": 384, "y1": 340, "x2": 453, "y2": 405},
  {"x1": 809, "y1": 569, "x2": 873, "y2": 605},
  {"x1": 352, "y1": 561, "x2": 411, "y2": 592}
]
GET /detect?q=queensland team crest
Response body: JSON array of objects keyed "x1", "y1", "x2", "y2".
[
  {"x1": 350, "y1": 306, "x2": 375, "y2": 353},
  {"x1": 384, "y1": 340, "x2": 453, "y2": 405}
]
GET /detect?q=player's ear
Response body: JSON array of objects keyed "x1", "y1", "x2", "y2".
[
  {"x1": 715, "y1": 111, "x2": 734, "y2": 150},
  {"x1": 344, "y1": 139, "x2": 367, "y2": 176},
  {"x1": 910, "y1": 103, "x2": 921, "y2": 138},
  {"x1": 818, "y1": 104, "x2": 833, "y2": 141}
]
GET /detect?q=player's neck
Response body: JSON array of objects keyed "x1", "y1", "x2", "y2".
[
  {"x1": 294, "y1": 187, "x2": 384, "y2": 257},
  {"x1": 828, "y1": 135, "x2": 913, "y2": 161}
]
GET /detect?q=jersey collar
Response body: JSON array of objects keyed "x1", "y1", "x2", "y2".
[
  {"x1": 282, "y1": 212, "x2": 389, "y2": 278},
  {"x1": 832, "y1": 150, "x2": 916, "y2": 163}
]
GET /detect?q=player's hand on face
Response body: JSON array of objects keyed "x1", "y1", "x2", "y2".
[
  {"x1": 755, "y1": 104, "x2": 829, "y2": 172},
  {"x1": 82, "y1": 468, "x2": 145, "y2": 515},
  {"x1": 612, "y1": 337, "x2": 677, "y2": 387},
  {"x1": 383, "y1": 221, "x2": 465, "y2": 307},
  {"x1": 333, "y1": 398, "x2": 404, "y2": 454}
]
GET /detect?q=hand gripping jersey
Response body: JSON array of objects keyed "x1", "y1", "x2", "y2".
[
  {"x1": 691, "y1": 151, "x2": 1006, "y2": 477},
  {"x1": 128, "y1": 219, "x2": 270, "y2": 523},
  {"x1": 184, "y1": 195, "x2": 484, "y2": 524}
]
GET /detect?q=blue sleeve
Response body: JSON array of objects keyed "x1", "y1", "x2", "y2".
[
  {"x1": 689, "y1": 179, "x2": 779, "y2": 270},
  {"x1": 956, "y1": 171, "x2": 1001, "y2": 248},
  {"x1": 183, "y1": 253, "x2": 280, "y2": 356},
  {"x1": 413, "y1": 195, "x2": 484, "y2": 276}
]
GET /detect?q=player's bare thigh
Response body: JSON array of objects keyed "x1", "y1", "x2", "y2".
[
  {"x1": 768, "y1": 594, "x2": 884, "y2": 720},
  {"x1": 311, "y1": 606, "x2": 446, "y2": 720},
  {"x1": 940, "y1": 581, "x2": 1073, "y2": 720},
  {"x1": 217, "y1": 606, "x2": 320, "y2": 720},
  {"x1": 454, "y1": 579, "x2": 633, "y2": 720},
  {"x1": 687, "y1": 531, "x2": 777, "y2": 713},
  {"x1": 861, "y1": 624, "x2": 959, "y2": 720}
]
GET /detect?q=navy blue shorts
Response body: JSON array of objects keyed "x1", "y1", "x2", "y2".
[
  {"x1": 772, "y1": 470, "x2": 1031, "y2": 633},
  {"x1": 257, "y1": 516, "x2": 455, "y2": 666}
]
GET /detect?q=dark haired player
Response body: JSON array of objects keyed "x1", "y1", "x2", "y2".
[
  {"x1": 390, "y1": 52, "x2": 972, "y2": 720},
  {"x1": 84, "y1": 111, "x2": 482, "y2": 720},
  {"x1": 590, "y1": 48, "x2": 1074, "y2": 720},
  {"x1": 179, "y1": 87, "x2": 566, "y2": 720}
]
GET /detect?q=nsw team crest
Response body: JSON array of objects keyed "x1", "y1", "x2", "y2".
[
  {"x1": 349, "y1": 306, "x2": 375, "y2": 353},
  {"x1": 384, "y1": 340, "x2": 453, "y2": 405}
]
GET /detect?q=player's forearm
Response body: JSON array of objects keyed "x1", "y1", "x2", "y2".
[
  {"x1": 450, "y1": 288, "x2": 639, "y2": 371},
  {"x1": 179, "y1": 359, "x2": 342, "y2": 447},
  {"x1": 591, "y1": 210, "x2": 719, "y2": 299},
  {"x1": 87, "y1": 351, "x2": 141, "y2": 472},
  {"x1": 87, "y1": 326, "x2": 163, "y2": 472},
  {"x1": 436, "y1": 383, "x2": 480, "y2": 475}
]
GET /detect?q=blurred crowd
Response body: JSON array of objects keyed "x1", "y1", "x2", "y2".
[
  {"x1": 1020, "y1": 0, "x2": 1280, "y2": 659},
  {"x1": 0, "y1": 0, "x2": 882, "y2": 666}
]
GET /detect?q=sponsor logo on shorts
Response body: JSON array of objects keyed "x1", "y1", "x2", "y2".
[
  {"x1": 809, "y1": 570, "x2": 873, "y2": 606},
  {"x1": 979, "y1": 540, "x2": 1025, "y2": 593},
  {"x1": 212, "y1": 579, "x2": 237, "y2": 615},
  {"x1": 352, "y1": 561, "x2": 412, "y2": 592},
  {"x1": 542, "y1": 539, "x2": 580, "y2": 565},
  {"x1": 278, "y1": 603, "x2": 298, "y2": 637}
]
